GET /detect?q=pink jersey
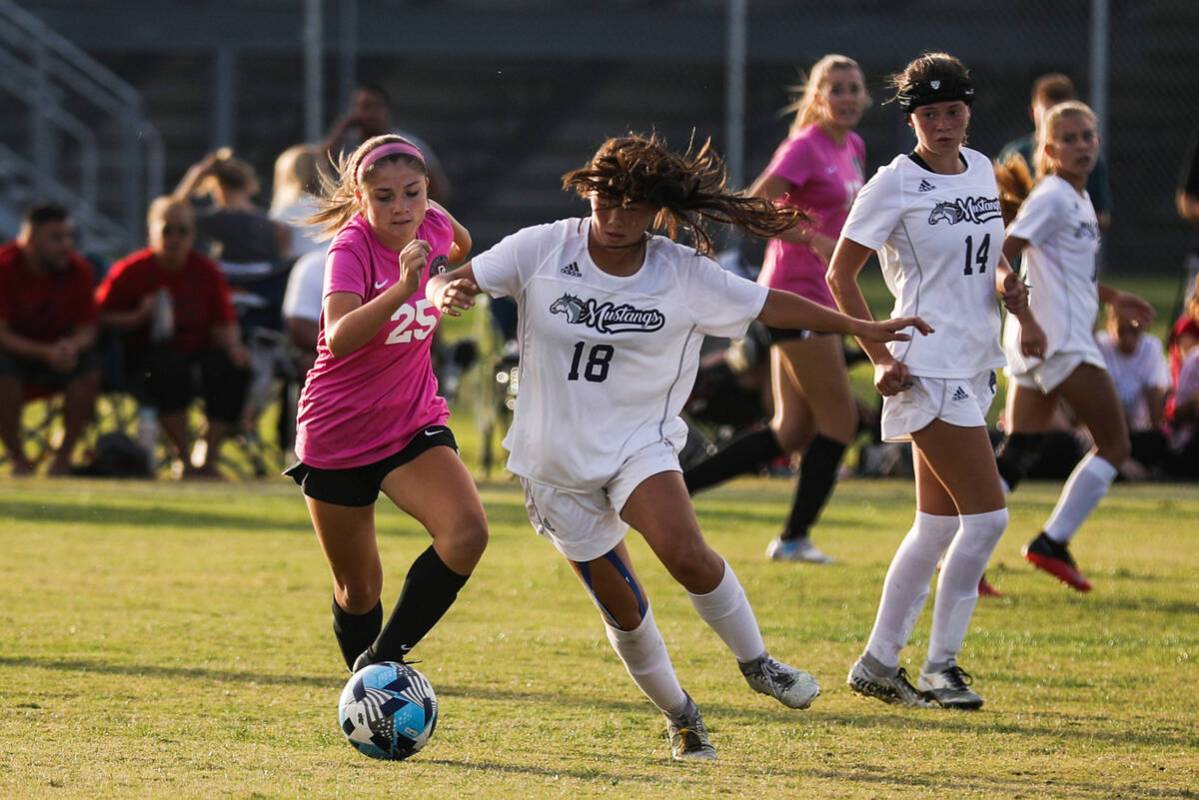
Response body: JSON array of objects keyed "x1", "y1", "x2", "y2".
[
  {"x1": 757, "y1": 125, "x2": 865, "y2": 308},
  {"x1": 295, "y1": 208, "x2": 453, "y2": 469}
]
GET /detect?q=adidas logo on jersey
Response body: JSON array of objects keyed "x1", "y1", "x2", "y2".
[
  {"x1": 559, "y1": 261, "x2": 582, "y2": 278},
  {"x1": 951, "y1": 386, "x2": 970, "y2": 402},
  {"x1": 918, "y1": 179, "x2": 936, "y2": 192}
]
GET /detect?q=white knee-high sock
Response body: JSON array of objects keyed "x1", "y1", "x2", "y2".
[
  {"x1": 1044, "y1": 453, "x2": 1118, "y2": 544},
  {"x1": 687, "y1": 560, "x2": 766, "y2": 663},
  {"x1": 604, "y1": 606, "x2": 689, "y2": 716},
  {"x1": 864, "y1": 512, "x2": 960, "y2": 669},
  {"x1": 925, "y1": 508, "x2": 1008, "y2": 670}
]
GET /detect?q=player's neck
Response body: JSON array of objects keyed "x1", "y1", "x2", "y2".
[
  {"x1": 588, "y1": 235, "x2": 648, "y2": 277},
  {"x1": 818, "y1": 121, "x2": 850, "y2": 146},
  {"x1": 913, "y1": 144, "x2": 966, "y2": 175},
  {"x1": 1054, "y1": 168, "x2": 1088, "y2": 194}
]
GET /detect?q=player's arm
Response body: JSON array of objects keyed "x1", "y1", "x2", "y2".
[
  {"x1": 747, "y1": 172, "x2": 834, "y2": 258},
  {"x1": 757, "y1": 287, "x2": 928, "y2": 344},
  {"x1": 427, "y1": 263, "x2": 483, "y2": 318},
  {"x1": 326, "y1": 240, "x2": 430, "y2": 357},
  {"x1": 428, "y1": 201, "x2": 472, "y2": 265}
]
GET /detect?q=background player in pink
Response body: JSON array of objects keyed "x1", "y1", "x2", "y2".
[
  {"x1": 684, "y1": 55, "x2": 869, "y2": 564},
  {"x1": 285, "y1": 135, "x2": 486, "y2": 673}
]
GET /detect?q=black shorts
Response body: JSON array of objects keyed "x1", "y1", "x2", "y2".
[
  {"x1": 764, "y1": 326, "x2": 836, "y2": 345},
  {"x1": 0, "y1": 347, "x2": 99, "y2": 390},
  {"x1": 284, "y1": 425, "x2": 458, "y2": 507},
  {"x1": 127, "y1": 346, "x2": 249, "y2": 423}
]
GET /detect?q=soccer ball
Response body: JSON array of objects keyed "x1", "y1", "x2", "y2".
[{"x1": 338, "y1": 662, "x2": 438, "y2": 760}]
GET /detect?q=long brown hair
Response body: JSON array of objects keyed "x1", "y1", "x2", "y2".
[
  {"x1": 308, "y1": 134, "x2": 428, "y2": 239},
  {"x1": 562, "y1": 133, "x2": 803, "y2": 255}
]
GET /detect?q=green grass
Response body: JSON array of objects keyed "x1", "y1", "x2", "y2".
[{"x1": 1, "y1": 476, "x2": 1197, "y2": 798}]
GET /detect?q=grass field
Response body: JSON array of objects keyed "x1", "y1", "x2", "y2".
[{"x1": 2, "y1": 475, "x2": 1196, "y2": 799}]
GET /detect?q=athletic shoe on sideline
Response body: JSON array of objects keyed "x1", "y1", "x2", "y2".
[
  {"x1": 765, "y1": 536, "x2": 835, "y2": 564},
  {"x1": 665, "y1": 694, "x2": 717, "y2": 761},
  {"x1": 918, "y1": 663, "x2": 984, "y2": 710},
  {"x1": 1023, "y1": 532, "x2": 1092, "y2": 592},
  {"x1": 847, "y1": 658, "x2": 934, "y2": 708},
  {"x1": 978, "y1": 572, "x2": 1003, "y2": 598},
  {"x1": 740, "y1": 654, "x2": 821, "y2": 709}
]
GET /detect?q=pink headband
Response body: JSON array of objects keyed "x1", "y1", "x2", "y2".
[{"x1": 355, "y1": 141, "x2": 425, "y2": 184}]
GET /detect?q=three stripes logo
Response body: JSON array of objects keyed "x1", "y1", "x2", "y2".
[
  {"x1": 559, "y1": 261, "x2": 582, "y2": 278},
  {"x1": 918, "y1": 179, "x2": 936, "y2": 193},
  {"x1": 951, "y1": 386, "x2": 970, "y2": 402}
]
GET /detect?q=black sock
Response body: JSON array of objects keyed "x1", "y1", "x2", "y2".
[
  {"x1": 331, "y1": 599, "x2": 382, "y2": 670},
  {"x1": 684, "y1": 427, "x2": 783, "y2": 494},
  {"x1": 995, "y1": 432, "x2": 1047, "y2": 492},
  {"x1": 368, "y1": 546, "x2": 469, "y2": 662},
  {"x1": 782, "y1": 434, "x2": 846, "y2": 541}
]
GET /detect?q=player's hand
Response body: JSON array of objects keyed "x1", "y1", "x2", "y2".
[
  {"x1": 433, "y1": 278, "x2": 479, "y2": 317},
  {"x1": 856, "y1": 315, "x2": 934, "y2": 343},
  {"x1": 1019, "y1": 314, "x2": 1048, "y2": 360},
  {"x1": 398, "y1": 239, "x2": 431, "y2": 295},
  {"x1": 874, "y1": 359, "x2": 913, "y2": 397},
  {"x1": 1112, "y1": 291, "x2": 1155, "y2": 330},
  {"x1": 999, "y1": 271, "x2": 1029, "y2": 315}
]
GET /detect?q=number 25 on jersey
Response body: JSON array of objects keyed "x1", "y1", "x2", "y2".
[{"x1": 385, "y1": 299, "x2": 437, "y2": 345}]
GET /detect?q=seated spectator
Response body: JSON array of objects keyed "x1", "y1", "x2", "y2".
[
  {"x1": 1097, "y1": 308, "x2": 1171, "y2": 478},
  {"x1": 269, "y1": 143, "x2": 325, "y2": 259},
  {"x1": 1168, "y1": 275, "x2": 1199, "y2": 403},
  {"x1": 95, "y1": 197, "x2": 250, "y2": 478},
  {"x1": 1168, "y1": 349, "x2": 1199, "y2": 476},
  {"x1": 0, "y1": 204, "x2": 99, "y2": 475},
  {"x1": 281, "y1": 243, "x2": 328, "y2": 376}
]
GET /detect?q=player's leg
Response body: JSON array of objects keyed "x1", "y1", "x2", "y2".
[
  {"x1": 48, "y1": 366, "x2": 99, "y2": 475},
  {"x1": 305, "y1": 496, "x2": 385, "y2": 670},
  {"x1": 681, "y1": 343, "x2": 793, "y2": 495},
  {"x1": 0, "y1": 367, "x2": 33, "y2": 474},
  {"x1": 1026, "y1": 364, "x2": 1128, "y2": 590},
  {"x1": 995, "y1": 380, "x2": 1058, "y2": 492},
  {"x1": 772, "y1": 334, "x2": 858, "y2": 562},
  {"x1": 911, "y1": 419, "x2": 1008, "y2": 709},
  {"x1": 367, "y1": 441, "x2": 488, "y2": 664},
  {"x1": 568, "y1": 542, "x2": 713, "y2": 761},
  {"x1": 848, "y1": 448, "x2": 952, "y2": 708},
  {"x1": 621, "y1": 471, "x2": 820, "y2": 710}
]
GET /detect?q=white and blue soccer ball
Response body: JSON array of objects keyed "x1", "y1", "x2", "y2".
[{"x1": 338, "y1": 662, "x2": 438, "y2": 760}]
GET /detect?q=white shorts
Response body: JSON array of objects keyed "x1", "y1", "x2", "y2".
[
  {"x1": 881, "y1": 370, "x2": 998, "y2": 443},
  {"x1": 519, "y1": 441, "x2": 681, "y2": 563},
  {"x1": 1008, "y1": 350, "x2": 1106, "y2": 394}
]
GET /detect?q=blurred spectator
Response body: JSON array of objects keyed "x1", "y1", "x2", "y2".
[
  {"x1": 1168, "y1": 349, "x2": 1199, "y2": 477},
  {"x1": 1177, "y1": 125, "x2": 1199, "y2": 297},
  {"x1": 999, "y1": 73, "x2": 1113, "y2": 230},
  {"x1": 1096, "y1": 309, "x2": 1170, "y2": 478},
  {"x1": 1168, "y1": 274, "x2": 1199, "y2": 406},
  {"x1": 95, "y1": 197, "x2": 250, "y2": 478},
  {"x1": 322, "y1": 83, "x2": 451, "y2": 203},
  {"x1": 0, "y1": 204, "x2": 99, "y2": 475},
  {"x1": 270, "y1": 143, "x2": 325, "y2": 259},
  {"x1": 281, "y1": 244, "x2": 328, "y2": 375}
]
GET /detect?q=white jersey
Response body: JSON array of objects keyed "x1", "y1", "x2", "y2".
[
  {"x1": 843, "y1": 147, "x2": 1005, "y2": 378},
  {"x1": 1097, "y1": 331, "x2": 1170, "y2": 432},
  {"x1": 1003, "y1": 175, "x2": 1103, "y2": 375},
  {"x1": 472, "y1": 218, "x2": 768, "y2": 492}
]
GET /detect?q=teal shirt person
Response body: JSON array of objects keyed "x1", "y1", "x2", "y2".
[{"x1": 999, "y1": 133, "x2": 1113, "y2": 221}]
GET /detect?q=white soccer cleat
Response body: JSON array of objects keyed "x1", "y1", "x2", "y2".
[
  {"x1": 740, "y1": 654, "x2": 821, "y2": 709},
  {"x1": 765, "y1": 536, "x2": 835, "y2": 564},
  {"x1": 665, "y1": 694, "x2": 717, "y2": 761},
  {"x1": 918, "y1": 664, "x2": 984, "y2": 710}
]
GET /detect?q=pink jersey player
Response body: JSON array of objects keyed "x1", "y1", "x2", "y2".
[{"x1": 285, "y1": 134, "x2": 487, "y2": 674}]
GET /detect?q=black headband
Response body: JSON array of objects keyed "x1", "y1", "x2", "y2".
[{"x1": 896, "y1": 76, "x2": 975, "y2": 113}]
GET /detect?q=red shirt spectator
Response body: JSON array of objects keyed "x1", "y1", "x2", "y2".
[
  {"x1": 96, "y1": 248, "x2": 237, "y2": 355},
  {"x1": 0, "y1": 242, "x2": 96, "y2": 341}
]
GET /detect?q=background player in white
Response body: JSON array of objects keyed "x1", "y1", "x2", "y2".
[
  {"x1": 427, "y1": 134, "x2": 928, "y2": 760},
  {"x1": 827, "y1": 53, "x2": 1040, "y2": 710},
  {"x1": 994, "y1": 101, "x2": 1154, "y2": 591}
]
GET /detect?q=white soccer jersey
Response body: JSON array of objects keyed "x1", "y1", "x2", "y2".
[
  {"x1": 472, "y1": 218, "x2": 768, "y2": 492},
  {"x1": 842, "y1": 147, "x2": 1005, "y2": 378},
  {"x1": 1003, "y1": 175, "x2": 1103, "y2": 375}
]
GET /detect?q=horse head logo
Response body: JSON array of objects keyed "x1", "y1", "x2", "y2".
[
  {"x1": 549, "y1": 294, "x2": 588, "y2": 324},
  {"x1": 928, "y1": 201, "x2": 965, "y2": 225}
]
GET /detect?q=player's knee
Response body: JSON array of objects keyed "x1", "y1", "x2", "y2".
[
  {"x1": 664, "y1": 539, "x2": 723, "y2": 592},
  {"x1": 771, "y1": 422, "x2": 806, "y2": 454},
  {"x1": 1098, "y1": 435, "x2": 1130, "y2": 468},
  {"x1": 336, "y1": 574, "x2": 383, "y2": 614},
  {"x1": 437, "y1": 512, "x2": 489, "y2": 565}
]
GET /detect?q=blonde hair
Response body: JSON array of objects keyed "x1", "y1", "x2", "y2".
[
  {"x1": 147, "y1": 195, "x2": 194, "y2": 229},
  {"x1": 270, "y1": 143, "x2": 321, "y2": 214},
  {"x1": 1187, "y1": 274, "x2": 1199, "y2": 323},
  {"x1": 785, "y1": 54, "x2": 868, "y2": 136},
  {"x1": 1035, "y1": 100, "x2": 1096, "y2": 178},
  {"x1": 308, "y1": 134, "x2": 428, "y2": 239}
]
